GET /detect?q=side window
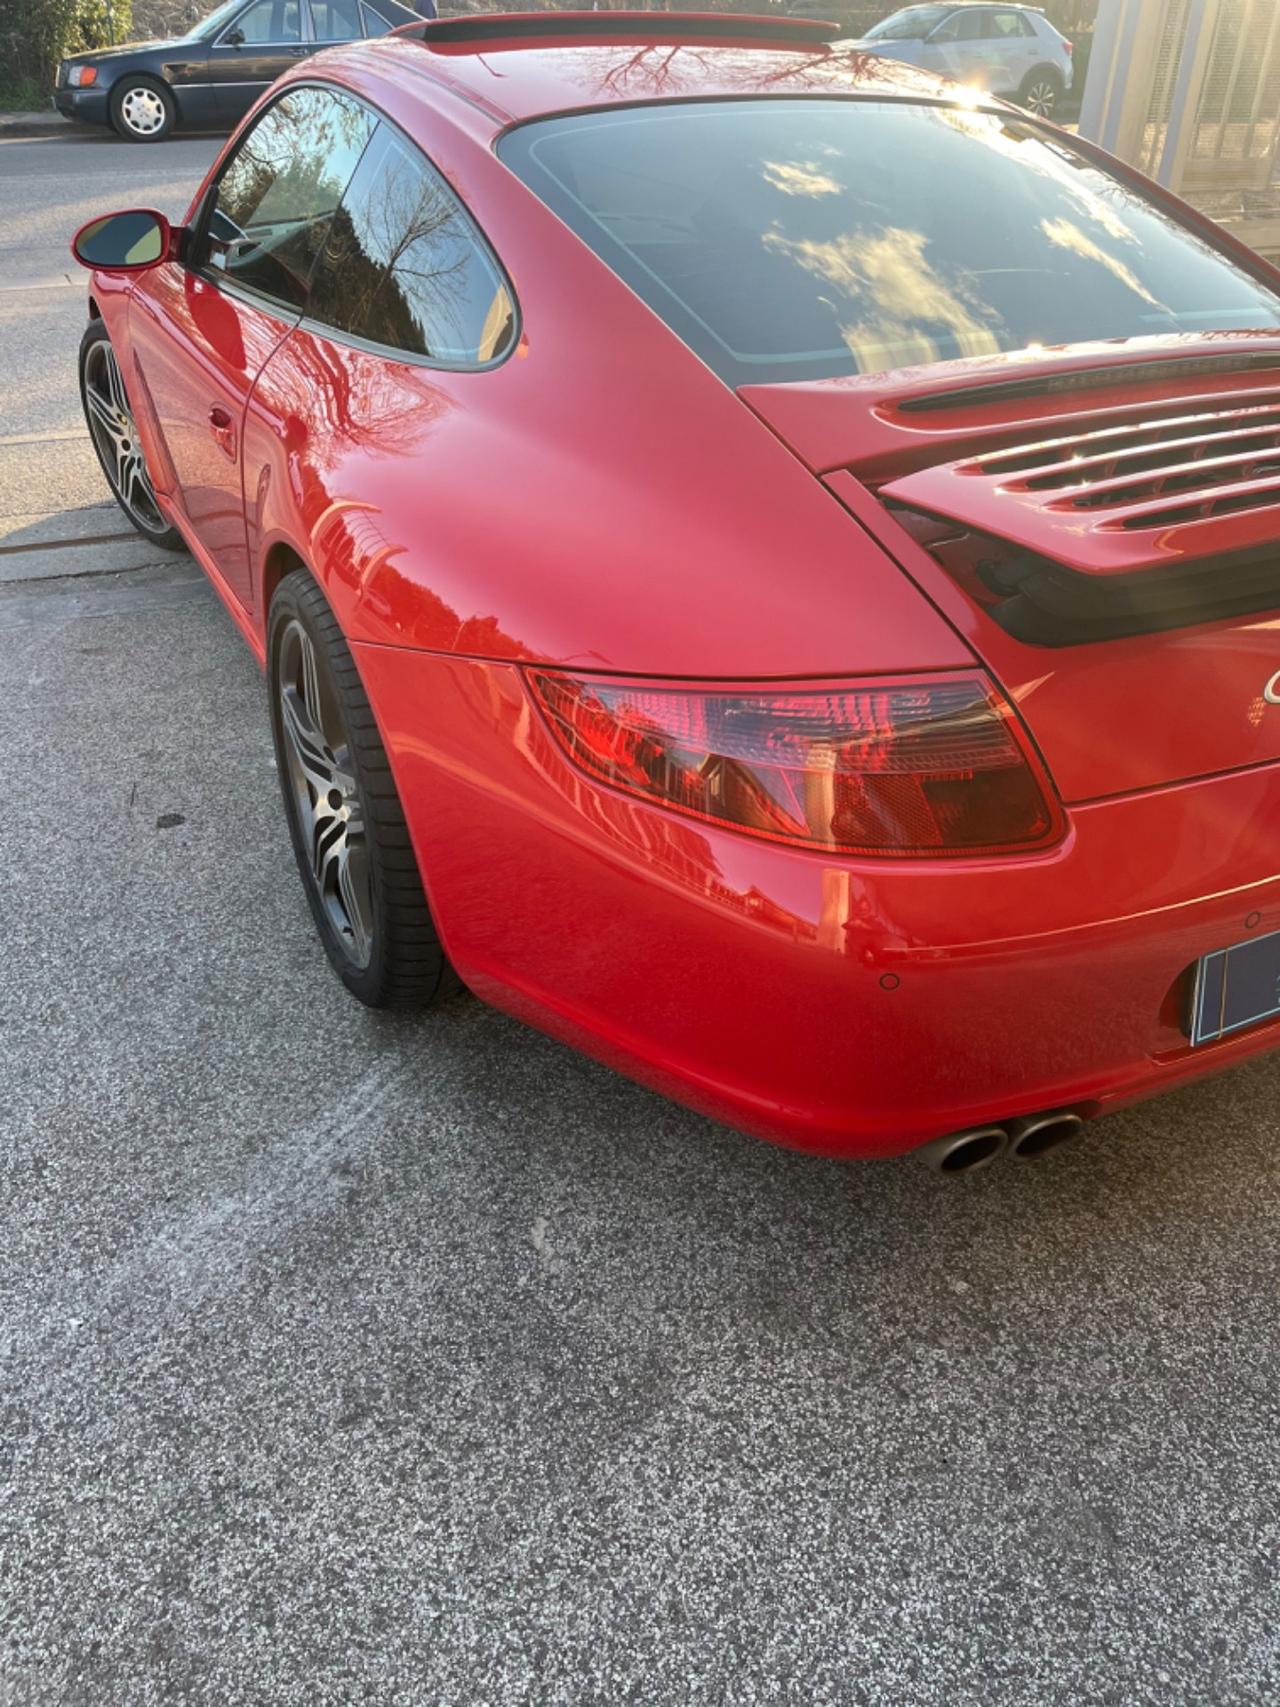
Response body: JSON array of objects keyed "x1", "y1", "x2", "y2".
[
  {"x1": 307, "y1": 124, "x2": 516, "y2": 365},
  {"x1": 933, "y1": 11, "x2": 982, "y2": 40},
  {"x1": 225, "y1": 0, "x2": 302, "y2": 42},
  {"x1": 201, "y1": 86, "x2": 376, "y2": 309},
  {"x1": 359, "y1": 1, "x2": 392, "y2": 32},
  {"x1": 309, "y1": 0, "x2": 361, "y2": 40},
  {"x1": 989, "y1": 9, "x2": 1033, "y2": 34}
]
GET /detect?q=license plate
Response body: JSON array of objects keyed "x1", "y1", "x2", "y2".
[{"x1": 1190, "y1": 928, "x2": 1280, "y2": 1046}]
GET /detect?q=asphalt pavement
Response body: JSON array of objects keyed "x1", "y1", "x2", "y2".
[{"x1": 4, "y1": 122, "x2": 1280, "y2": 1707}]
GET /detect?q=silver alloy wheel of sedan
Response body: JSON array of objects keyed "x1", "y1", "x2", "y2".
[
  {"x1": 81, "y1": 334, "x2": 168, "y2": 536},
  {"x1": 276, "y1": 617, "x2": 375, "y2": 970},
  {"x1": 118, "y1": 83, "x2": 169, "y2": 137}
]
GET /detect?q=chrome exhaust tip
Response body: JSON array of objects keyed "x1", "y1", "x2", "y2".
[
  {"x1": 915, "y1": 1125, "x2": 1009, "y2": 1175},
  {"x1": 1006, "y1": 1110, "x2": 1084, "y2": 1160}
]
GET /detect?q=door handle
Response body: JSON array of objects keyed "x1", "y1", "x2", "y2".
[{"x1": 209, "y1": 405, "x2": 236, "y2": 460}]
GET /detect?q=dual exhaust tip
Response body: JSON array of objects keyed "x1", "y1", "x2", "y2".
[{"x1": 916, "y1": 1111, "x2": 1085, "y2": 1175}]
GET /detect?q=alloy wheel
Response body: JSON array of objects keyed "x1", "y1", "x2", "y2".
[
  {"x1": 82, "y1": 337, "x2": 166, "y2": 535},
  {"x1": 119, "y1": 85, "x2": 168, "y2": 136},
  {"x1": 1024, "y1": 80, "x2": 1058, "y2": 117},
  {"x1": 276, "y1": 617, "x2": 375, "y2": 969}
]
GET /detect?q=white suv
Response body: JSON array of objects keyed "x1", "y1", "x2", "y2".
[{"x1": 849, "y1": 4, "x2": 1073, "y2": 116}]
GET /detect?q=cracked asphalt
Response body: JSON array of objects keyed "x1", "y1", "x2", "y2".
[{"x1": 5, "y1": 122, "x2": 1280, "y2": 1707}]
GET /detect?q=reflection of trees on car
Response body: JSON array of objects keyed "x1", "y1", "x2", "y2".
[
  {"x1": 208, "y1": 89, "x2": 375, "y2": 304},
  {"x1": 318, "y1": 184, "x2": 470, "y2": 358},
  {"x1": 201, "y1": 85, "x2": 514, "y2": 360},
  {"x1": 309, "y1": 127, "x2": 514, "y2": 362}
]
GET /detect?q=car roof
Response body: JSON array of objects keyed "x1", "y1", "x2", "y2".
[{"x1": 377, "y1": 11, "x2": 972, "y2": 127}]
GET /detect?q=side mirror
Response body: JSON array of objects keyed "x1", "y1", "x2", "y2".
[
  {"x1": 71, "y1": 208, "x2": 172, "y2": 272},
  {"x1": 224, "y1": 27, "x2": 245, "y2": 45}
]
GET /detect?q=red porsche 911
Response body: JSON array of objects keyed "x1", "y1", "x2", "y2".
[{"x1": 72, "y1": 12, "x2": 1280, "y2": 1170}]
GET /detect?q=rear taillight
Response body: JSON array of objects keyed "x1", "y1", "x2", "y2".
[{"x1": 527, "y1": 671, "x2": 1063, "y2": 857}]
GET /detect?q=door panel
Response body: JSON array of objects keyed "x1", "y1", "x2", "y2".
[
  {"x1": 129, "y1": 264, "x2": 295, "y2": 606},
  {"x1": 126, "y1": 83, "x2": 377, "y2": 610},
  {"x1": 928, "y1": 10, "x2": 990, "y2": 84},
  {"x1": 205, "y1": 0, "x2": 307, "y2": 122},
  {"x1": 153, "y1": 47, "x2": 218, "y2": 122}
]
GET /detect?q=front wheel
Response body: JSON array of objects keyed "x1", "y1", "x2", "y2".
[
  {"x1": 78, "y1": 322, "x2": 184, "y2": 549},
  {"x1": 1018, "y1": 66, "x2": 1063, "y2": 118},
  {"x1": 110, "y1": 77, "x2": 176, "y2": 141},
  {"x1": 268, "y1": 570, "x2": 460, "y2": 1008}
]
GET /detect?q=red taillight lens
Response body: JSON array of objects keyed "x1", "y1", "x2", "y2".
[{"x1": 528, "y1": 671, "x2": 1063, "y2": 857}]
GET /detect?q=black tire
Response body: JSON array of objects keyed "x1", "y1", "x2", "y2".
[
  {"x1": 268, "y1": 569, "x2": 461, "y2": 1008},
  {"x1": 1017, "y1": 66, "x2": 1063, "y2": 118},
  {"x1": 78, "y1": 320, "x2": 185, "y2": 550},
  {"x1": 109, "y1": 76, "x2": 176, "y2": 142}
]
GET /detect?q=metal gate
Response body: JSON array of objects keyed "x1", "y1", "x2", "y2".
[{"x1": 1081, "y1": 0, "x2": 1280, "y2": 253}]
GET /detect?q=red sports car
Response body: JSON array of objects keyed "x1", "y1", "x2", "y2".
[{"x1": 72, "y1": 12, "x2": 1280, "y2": 1171}]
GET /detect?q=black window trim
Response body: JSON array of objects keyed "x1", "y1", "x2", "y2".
[
  {"x1": 306, "y1": 0, "x2": 365, "y2": 45},
  {"x1": 189, "y1": 78, "x2": 521, "y2": 373},
  {"x1": 925, "y1": 10, "x2": 971, "y2": 41},
  {"x1": 212, "y1": 0, "x2": 312, "y2": 49},
  {"x1": 357, "y1": 0, "x2": 392, "y2": 34}
]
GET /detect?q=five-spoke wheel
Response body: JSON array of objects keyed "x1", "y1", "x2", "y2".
[
  {"x1": 276, "y1": 616, "x2": 375, "y2": 971},
  {"x1": 268, "y1": 570, "x2": 458, "y2": 1007},
  {"x1": 78, "y1": 323, "x2": 184, "y2": 549}
]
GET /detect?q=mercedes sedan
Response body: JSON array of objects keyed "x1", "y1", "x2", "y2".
[
  {"x1": 70, "y1": 12, "x2": 1280, "y2": 1170},
  {"x1": 55, "y1": 0, "x2": 418, "y2": 141}
]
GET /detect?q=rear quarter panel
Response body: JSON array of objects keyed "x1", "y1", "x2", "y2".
[{"x1": 240, "y1": 58, "x2": 972, "y2": 679}]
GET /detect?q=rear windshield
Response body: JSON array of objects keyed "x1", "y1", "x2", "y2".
[{"x1": 499, "y1": 99, "x2": 1280, "y2": 385}]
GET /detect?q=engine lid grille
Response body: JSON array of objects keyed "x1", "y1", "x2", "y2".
[{"x1": 879, "y1": 389, "x2": 1280, "y2": 576}]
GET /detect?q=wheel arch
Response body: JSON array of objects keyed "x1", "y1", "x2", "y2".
[
  {"x1": 260, "y1": 540, "x2": 309, "y2": 633},
  {"x1": 257, "y1": 521, "x2": 395, "y2": 655}
]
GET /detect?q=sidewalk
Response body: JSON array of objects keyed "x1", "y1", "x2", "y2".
[{"x1": 0, "y1": 108, "x2": 68, "y2": 137}]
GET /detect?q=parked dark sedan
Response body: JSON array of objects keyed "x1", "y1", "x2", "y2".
[{"x1": 55, "y1": 0, "x2": 422, "y2": 141}]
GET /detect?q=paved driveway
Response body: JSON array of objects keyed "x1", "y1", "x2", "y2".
[{"x1": 4, "y1": 123, "x2": 1280, "y2": 1707}]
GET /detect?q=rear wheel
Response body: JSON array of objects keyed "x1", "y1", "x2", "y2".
[
  {"x1": 110, "y1": 76, "x2": 176, "y2": 142},
  {"x1": 268, "y1": 570, "x2": 460, "y2": 1008},
  {"x1": 78, "y1": 321, "x2": 184, "y2": 549},
  {"x1": 1018, "y1": 66, "x2": 1063, "y2": 118}
]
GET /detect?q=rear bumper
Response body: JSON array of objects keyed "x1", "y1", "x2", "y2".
[
  {"x1": 54, "y1": 88, "x2": 111, "y2": 125},
  {"x1": 355, "y1": 645, "x2": 1280, "y2": 1159}
]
